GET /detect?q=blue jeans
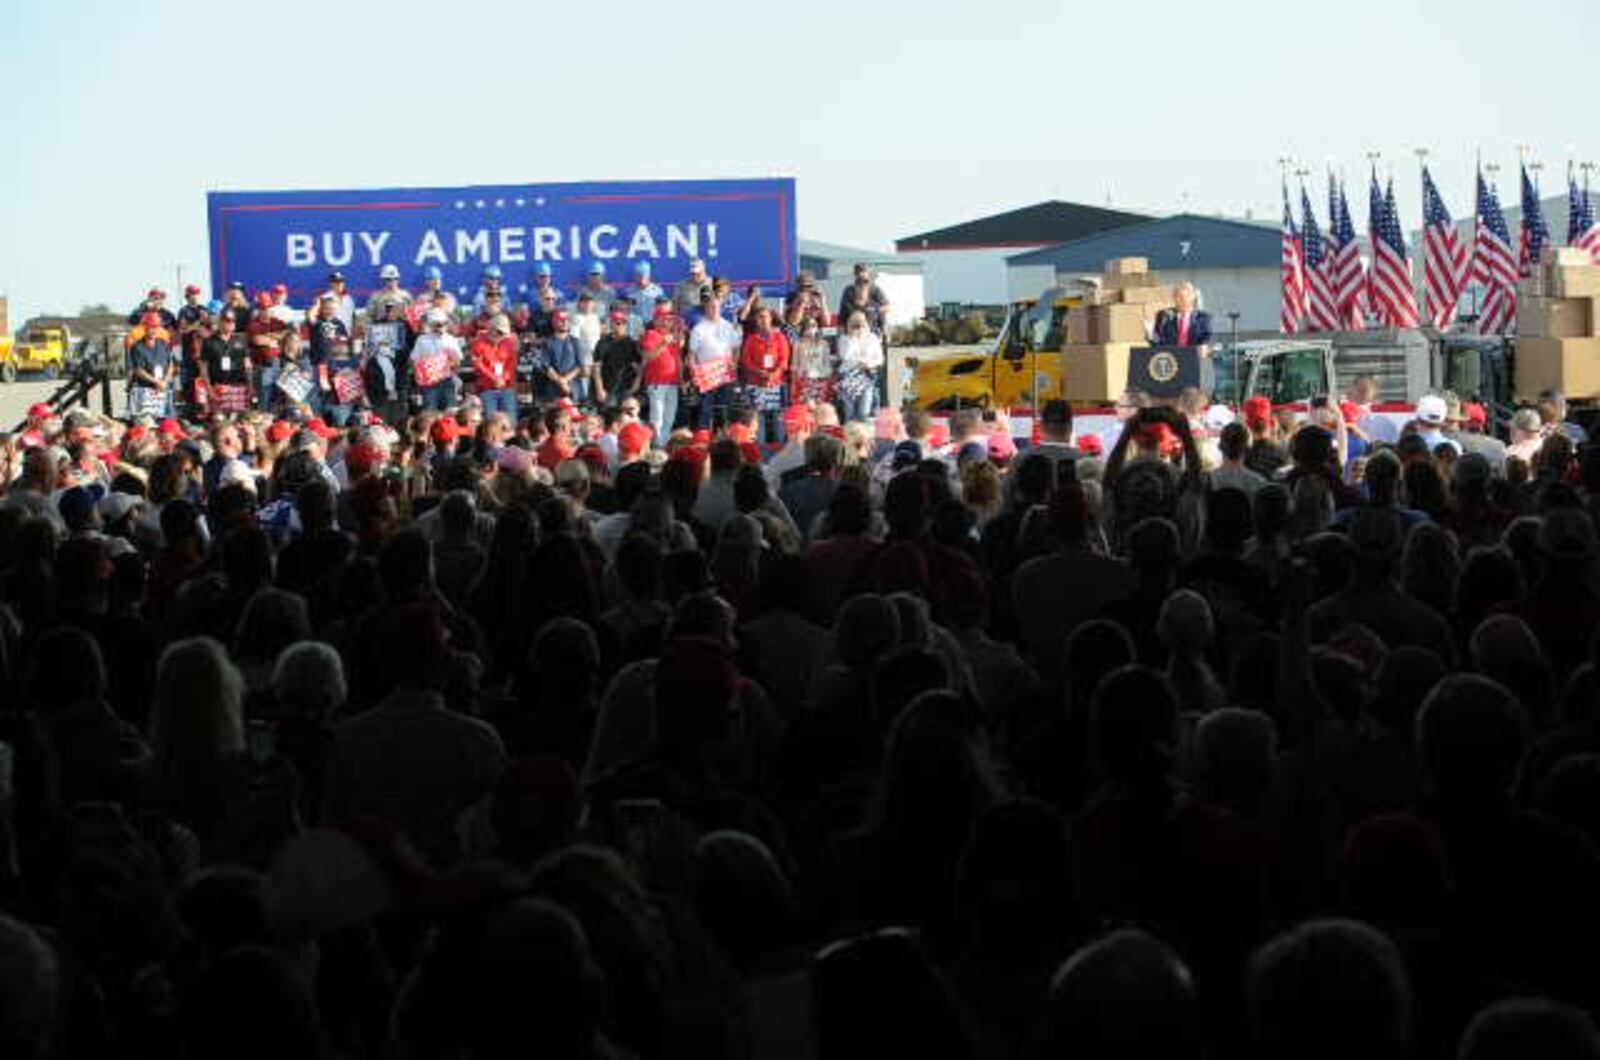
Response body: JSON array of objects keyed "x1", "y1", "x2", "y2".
[
  {"x1": 325, "y1": 400, "x2": 353, "y2": 427},
  {"x1": 422, "y1": 379, "x2": 458, "y2": 411},
  {"x1": 647, "y1": 384, "x2": 678, "y2": 446},
  {"x1": 698, "y1": 383, "x2": 735, "y2": 429},
  {"x1": 257, "y1": 363, "x2": 281, "y2": 411},
  {"x1": 480, "y1": 387, "x2": 518, "y2": 421},
  {"x1": 838, "y1": 378, "x2": 878, "y2": 424}
]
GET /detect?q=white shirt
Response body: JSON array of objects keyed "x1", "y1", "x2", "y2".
[
  {"x1": 318, "y1": 290, "x2": 356, "y2": 332},
  {"x1": 412, "y1": 331, "x2": 464, "y2": 367},
  {"x1": 838, "y1": 330, "x2": 884, "y2": 371},
  {"x1": 573, "y1": 311, "x2": 603, "y2": 364},
  {"x1": 689, "y1": 317, "x2": 741, "y2": 364}
]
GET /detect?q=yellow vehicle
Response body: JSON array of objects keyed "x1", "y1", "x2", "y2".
[
  {"x1": 0, "y1": 325, "x2": 70, "y2": 382},
  {"x1": 903, "y1": 287, "x2": 1082, "y2": 410}
]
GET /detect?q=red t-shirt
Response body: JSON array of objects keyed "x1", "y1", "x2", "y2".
[
  {"x1": 470, "y1": 335, "x2": 519, "y2": 390},
  {"x1": 740, "y1": 330, "x2": 791, "y2": 387},
  {"x1": 641, "y1": 328, "x2": 682, "y2": 387},
  {"x1": 535, "y1": 433, "x2": 576, "y2": 470},
  {"x1": 247, "y1": 318, "x2": 285, "y2": 364}
]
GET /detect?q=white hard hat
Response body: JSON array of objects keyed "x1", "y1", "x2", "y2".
[
  {"x1": 426, "y1": 308, "x2": 449, "y2": 324},
  {"x1": 379, "y1": 264, "x2": 401, "y2": 280}
]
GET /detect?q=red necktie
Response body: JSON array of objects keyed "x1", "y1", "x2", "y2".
[{"x1": 1177, "y1": 313, "x2": 1190, "y2": 347}]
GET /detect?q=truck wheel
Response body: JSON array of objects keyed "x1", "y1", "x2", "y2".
[{"x1": 0, "y1": 363, "x2": 16, "y2": 384}]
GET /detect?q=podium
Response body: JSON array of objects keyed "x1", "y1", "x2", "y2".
[{"x1": 1128, "y1": 345, "x2": 1202, "y2": 399}]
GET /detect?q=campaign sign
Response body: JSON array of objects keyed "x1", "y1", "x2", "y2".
[{"x1": 208, "y1": 178, "x2": 797, "y2": 303}]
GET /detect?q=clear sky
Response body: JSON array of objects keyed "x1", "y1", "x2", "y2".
[{"x1": 3, "y1": 0, "x2": 1594, "y2": 323}]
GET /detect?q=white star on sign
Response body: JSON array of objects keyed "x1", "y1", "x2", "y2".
[
  {"x1": 534, "y1": 197, "x2": 546, "y2": 207},
  {"x1": 514, "y1": 198, "x2": 526, "y2": 207},
  {"x1": 475, "y1": 200, "x2": 486, "y2": 209},
  {"x1": 454, "y1": 201, "x2": 466, "y2": 209},
  {"x1": 495, "y1": 199, "x2": 505, "y2": 208}
]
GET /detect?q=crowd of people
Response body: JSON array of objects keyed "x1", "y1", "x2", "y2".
[
  {"x1": 118, "y1": 258, "x2": 891, "y2": 449},
  {"x1": 2, "y1": 265, "x2": 1600, "y2": 1060}
]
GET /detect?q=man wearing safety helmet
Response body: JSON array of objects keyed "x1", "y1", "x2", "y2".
[
  {"x1": 319, "y1": 271, "x2": 357, "y2": 331},
  {"x1": 529, "y1": 262, "x2": 565, "y2": 310},
  {"x1": 576, "y1": 261, "x2": 613, "y2": 315},
  {"x1": 473, "y1": 265, "x2": 506, "y2": 315},
  {"x1": 419, "y1": 265, "x2": 458, "y2": 315},
  {"x1": 366, "y1": 263, "x2": 413, "y2": 322}
]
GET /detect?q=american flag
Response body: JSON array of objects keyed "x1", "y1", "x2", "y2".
[
  {"x1": 1328, "y1": 176, "x2": 1366, "y2": 328},
  {"x1": 1569, "y1": 171, "x2": 1600, "y2": 263},
  {"x1": 1471, "y1": 170, "x2": 1517, "y2": 335},
  {"x1": 1300, "y1": 186, "x2": 1339, "y2": 331},
  {"x1": 1368, "y1": 174, "x2": 1419, "y2": 328},
  {"x1": 1420, "y1": 166, "x2": 1466, "y2": 329},
  {"x1": 1519, "y1": 163, "x2": 1551, "y2": 277},
  {"x1": 1280, "y1": 182, "x2": 1306, "y2": 335}
]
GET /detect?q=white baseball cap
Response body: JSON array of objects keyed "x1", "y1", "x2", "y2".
[
  {"x1": 426, "y1": 308, "x2": 449, "y2": 324},
  {"x1": 1203, "y1": 404, "x2": 1234, "y2": 431},
  {"x1": 1416, "y1": 394, "x2": 1447, "y2": 426},
  {"x1": 379, "y1": 264, "x2": 401, "y2": 280}
]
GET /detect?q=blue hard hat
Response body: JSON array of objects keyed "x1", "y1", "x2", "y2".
[
  {"x1": 206, "y1": 299, "x2": 224, "y2": 314},
  {"x1": 484, "y1": 265, "x2": 503, "y2": 279},
  {"x1": 588, "y1": 261, "x2": 606, "y2": 275},
  {"x1": 634, "y1": 260, "x2": 652, "y2": 276},
  {"x1": 535, "y1": 262, "x2": 553, "y2": 276},
  {"x1": 424, "y1": 265, "x2": 443, "y2": 280}
]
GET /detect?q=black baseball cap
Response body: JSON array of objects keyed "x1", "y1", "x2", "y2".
[
  {"x1": 227, "y1": 281, "x2": 246, "y2": 291},
  {"x1": 328, "y1": 271, "x2": 346, "y2": 282}
]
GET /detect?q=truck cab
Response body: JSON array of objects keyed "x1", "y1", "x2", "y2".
[{"x1": 903, "y1": 286, "x2": 1083, "y2": 410}]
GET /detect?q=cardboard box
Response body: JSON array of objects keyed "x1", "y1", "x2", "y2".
[
  {"x1": 1062, "y1": 342, "x2": 1137, "y2": 402},
  {"x1": 1549, "y1": 266, "x2": 1600, "y2": 299},
  {"x1": 1517, "y1": 275, "x2": 1547, "y2": 300},
  {"x1": 1101, "y1": 271, "x2": 1162, "y2": 292},
  {"x1": 1065, "y1": 307, "x2": 1092, "y2": 346},
  {"x1": 1542, "y1": 246, "x2": 1593, "y2": 269},
  {"x1": 1114, "y1": 285, "x2": 1174, "y2": 308},
  {"x1": 1090, "y1": 303, "x2": 1150, "y2": 343},
  {"x1": 1517, "y1": 297, "x2": 1597, "y2": 339},
  {"x1": 1515, "y1": 336, "x2": 1600, "y2": 400},
  {"x1": 1104, "y1": 257, "x2": 1149, "y2": 277}
]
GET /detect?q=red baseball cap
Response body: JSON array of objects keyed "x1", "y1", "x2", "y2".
[
  {"x1": 608, "y1": 311, "x2": 628, "y2": 324},
  {"x1": 147, "y1": 287, "x2": 165, "y2": 299},
  {"x1": 271, "y1": 283, "x2": 288, "y2": 295},
  {"x1": 927, "y1": 422, "x2": 950, "y2": 448},
  {"x1": 265, "y1": 420, "x2": 294, "y2": 444},
  {"x1": 346, "y1": 442, "x2": 388, "y2": 476},
  {"x1": 158, "y1": 417, "x2": 187, "y2": 439},
  {"x1": 255, "y1": 292, "x2": 274, "y2": 309},
  {"x1": 26, "y1": 402, "x2": 50, "y2": 420},
  {"x1": 617, "y1": 421, "x2": 652, "y2": 456},
  {"x1": 1077, "y1": 433, "x2": 1103, "y2": 457},
  {"x1": 305, "y1": 417, "x2": 339, "y2": 440},
  {"x1": 1338, "y1": 400, "x2": 1363, "y2": 426},
  {"x1": 987, "y1": 428, "x2": 1017, "y2": 462},
  {"x1": 1242, "y1": 395, "x2": 1272, "y2": 425},
  {"x1": 653, "y1": 305, "x2": 675, "y2": 320},
  {"x1": 691, "y1": 428, "x2": 712, "y2": 445},
  {"x1": 782, "y1": 404, "x2": 815, "y2": 433},
  {"x1": 430, "y1": 417, "x2": 460, "y2": 445},
  {"x1": 124, "y1": 425, "x2": 148, "y2": 443},
  {"x1": 552, "y1": 310, "x2": 570, "y2": 323},
  {"x1": 1464, "y1": 402, "x2": 1488, "y2": 426},
  {"x1": 184, "y1": 284, "x2": 202, "y2": 296},
  {"x1": 140, "y1": 312, "x2": 162, "y2": 328}
]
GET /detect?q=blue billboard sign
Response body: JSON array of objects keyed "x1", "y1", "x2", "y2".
[{"x1": 207, "y1": 177, "x2": 797, "y2": 301}]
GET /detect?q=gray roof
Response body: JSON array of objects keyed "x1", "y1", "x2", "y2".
[
  {"x1": 799, "y1": 238, "x2": 922, "y2": 275},
  {"x1": 1007, "y1": 213, "x2": 1280, "y2": 271},
  {"x1": 896, "y1": 200, "x2": 1149, "y2": 250}
]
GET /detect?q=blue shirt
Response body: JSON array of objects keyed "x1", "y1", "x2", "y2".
[{"x1": 536, "y1": 335, "x2": 583, "y2": 399}]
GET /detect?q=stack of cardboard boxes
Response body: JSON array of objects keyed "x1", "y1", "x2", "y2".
[
  {"x1": 1516, "y1": 247, "x2": 1600, "y2": 399},
  {"x1": 1061, "y1": 258, "x2": 1173, "y2": 402}
]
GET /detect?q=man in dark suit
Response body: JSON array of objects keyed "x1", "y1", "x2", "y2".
[{"x1": 1150, "y1": 281, "x2": 1213, "y2": 348}]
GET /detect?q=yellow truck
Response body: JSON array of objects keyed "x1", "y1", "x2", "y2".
[
  {"x1": 902, "y1": 287, "x2": 1082, "y2": 410},
  {"x1": 0, "y1": 325, "x2": 70, "y2": 382}
]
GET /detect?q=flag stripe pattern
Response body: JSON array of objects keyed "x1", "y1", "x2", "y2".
[
  {"x1": 1421, "y1": 166, "x2": 1466, "y2": 329},
  {"x1": 1368, "y1": 175, "x2": 1419, "y2": 328},
  {"x1": 1280, "y1": 183, "x2": 1306, "y2": 335},
  {"x1": 1472, "y1": 171, "x2": 1517, "y2": 336},
  {"x1": 1329, "y1": 177, "x2": 1367, "y2": 327},
  {"x1": 1301, "y1": 186, "x2": 1339, "y2": 331},
  {"x1": 1519, "y1": 164, "x2": 1551, "y2": 278},
  {"x1": 1570, "y1": 175, "x2": 1600, "y2": 264}
]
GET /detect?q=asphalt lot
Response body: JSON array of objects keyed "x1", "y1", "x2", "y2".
[{"x1": 0, "y1": 377, "x2": 88, "y2": 432}]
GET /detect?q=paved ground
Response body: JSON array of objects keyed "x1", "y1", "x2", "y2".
[{"x1": 0, "y1": 377, "x2": 87, "y2": 432}]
